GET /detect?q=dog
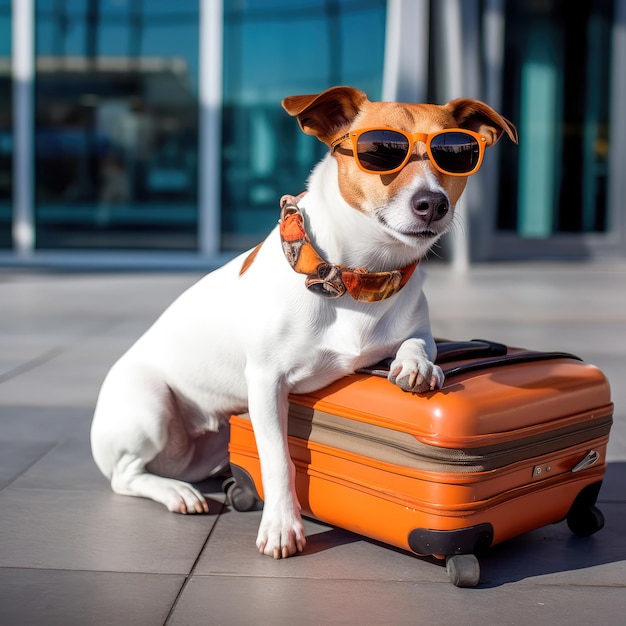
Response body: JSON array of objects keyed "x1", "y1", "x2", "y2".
[{"x1": 91, "y1": 86, "x2": 517, "y2": 559}]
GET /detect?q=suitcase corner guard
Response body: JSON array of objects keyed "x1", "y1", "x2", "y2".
[{"x1": 408, "y1": 524, "x2": 494, "y2": 557}]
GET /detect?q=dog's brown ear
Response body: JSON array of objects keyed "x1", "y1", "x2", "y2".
[
  {"x1": 282, "y1": 86, "x2": 368, "y2": 145},
  {"x1": 444, "y1": 98, "x2": 518, "y2": 146}
]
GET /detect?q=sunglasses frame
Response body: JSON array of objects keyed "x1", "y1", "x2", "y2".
[{"x1": 330, "y1": 127, "x2": 488, "y2": 176}]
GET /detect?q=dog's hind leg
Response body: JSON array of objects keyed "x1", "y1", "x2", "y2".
[
  {"x1": 110, "y1": 453, "x2": 210, "y2": 514},
  {"x1": 91, "y1": 362, "x2": 223, "y2": 514},
  {"x1": 111, "y1": 455, "x2": 209, "y2": 514}
]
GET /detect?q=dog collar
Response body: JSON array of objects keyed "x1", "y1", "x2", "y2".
[{"x1": 279, "y1": 194, "x2": 418, "y2": 301}]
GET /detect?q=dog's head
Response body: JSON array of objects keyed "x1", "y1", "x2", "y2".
[{"x1": 282, "y1": 86, "x2": 517, "y2": 255}]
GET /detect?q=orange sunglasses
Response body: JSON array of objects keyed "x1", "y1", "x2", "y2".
[{"x1": 330, "y1": 127, "x2": 488, "y2": 176}]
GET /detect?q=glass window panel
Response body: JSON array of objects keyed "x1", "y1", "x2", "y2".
[
  {"x1": 0, "y1": 0, "x2": 11, "y2": 248},
  {"x1": 498, "y1": 0, "x2": 613, "y2": 238},
  {"x1": 34, "y1": 0, "x2": 200, "y2": 250},
  {"x1": 222, "y1": 0, "x2": 386, "y2": 251}
]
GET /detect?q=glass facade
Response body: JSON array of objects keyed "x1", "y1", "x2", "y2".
[
  {"x1": 0, "y1": 0, "x2": 11, "y2": 248},
  {"x1": 1, "y1": 0, "x2": 624, "y2": 261},
  {"x1": 34, "y1": 0, "x2": 200, "y2": 250},
  {"x1": 221, "y1": 0, "x2": 386, "y2": 250},
  {"x1": 27, "y1": 0, "x2": 387, "y2": 252}
]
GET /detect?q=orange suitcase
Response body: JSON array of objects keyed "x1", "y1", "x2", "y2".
[{"x1": 227, "y1": 340, "x2": 613, "y2": 586}]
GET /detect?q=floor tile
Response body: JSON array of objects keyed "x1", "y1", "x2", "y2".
[
  {"x1": 196, "y1": 508, "x2": 445, "y2": 583},
  {"x1": 0, "y1": 367, "x2": 103, "y2": 410},
  {"x1": 169, "y1": 575, "x2": 626, "y2": 626},
  {"x1": 0, "y1": 568, "x2": 184, "y2": 626},
  {"x1": 10, "y1": 421, "x2": 109, "y2": 492},
  {"x1": 0, "y1": 440, "x2": 56, "y2": 490},
  {"x1": 0, "y1": 406, "x2": 89, "y2": 441},
  {"x1": 0, "y1": 487, "x2": 220, "y2": 574}
]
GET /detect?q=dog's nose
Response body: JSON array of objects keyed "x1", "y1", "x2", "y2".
[{"x1": 411, "y1": 191, "x2": 449, "y2": 223}]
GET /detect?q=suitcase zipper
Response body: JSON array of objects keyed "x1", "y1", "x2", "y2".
[{"x1": 288, "y1": 407, "x2": 612, "y2": 474}]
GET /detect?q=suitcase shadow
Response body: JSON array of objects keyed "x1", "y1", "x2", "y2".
[{"x1": 300, "y1": 525, "x2": 363, "y2": 555}]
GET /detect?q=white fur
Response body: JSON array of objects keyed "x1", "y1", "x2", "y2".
[{"x1": 91, "y1": 152, "x2": 447, "y2": 559}]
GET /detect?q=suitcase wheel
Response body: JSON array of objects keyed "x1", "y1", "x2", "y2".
[
  {"x1": 222, "y1": 476, "x2": 260, "y2": 512},
  {"x1": 566, "y1": 504, "x2": 605, "y2": 537},
  {"x1": 445, "y1": 554, "x2": 480, "y2": 587}
]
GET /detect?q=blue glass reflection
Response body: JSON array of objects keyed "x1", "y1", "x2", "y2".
[
  {"x1": 35, "y1": 0, "x2": 200, "y2": 250},
  {"x1": 221, "y1": 0, "x2": 386, "y2": 250}
]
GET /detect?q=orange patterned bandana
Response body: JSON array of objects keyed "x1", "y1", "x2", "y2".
[{"x1": 278, "y1": 194, "x2": 418, "y2": 302}]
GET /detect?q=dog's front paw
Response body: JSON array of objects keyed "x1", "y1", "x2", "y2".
[
  {"x1": 256, "y1": 508, "x2": 306, "y2": 559},
  {"x1": 388, "y1": 358, "x2": 444, "y2": 393}
]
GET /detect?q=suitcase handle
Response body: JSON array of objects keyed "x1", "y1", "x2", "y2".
[
  {"x1": 356, "y1": 339, "x2": 508, "y2": 376},
  {"x1": 435, "y1": 339, "x2": 508, "y2": 363},
  {"x1": 357, "y1": 340, "x2": 582, "y2": 381},
  {"x1": 441, "y1": 350, "x2": 582, "y2": 380}
]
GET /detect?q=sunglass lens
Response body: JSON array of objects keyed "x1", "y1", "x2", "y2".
[
  {"x1": 430, "y1": 132, "x2": 480, "y2": 174},
  {"x1": 356, "y1": 130, "x2": 409, "y2": 172}
]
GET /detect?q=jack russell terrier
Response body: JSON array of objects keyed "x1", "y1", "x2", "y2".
[{"x1": 91, "y1": 86, "x2": 517, "y2": 559}]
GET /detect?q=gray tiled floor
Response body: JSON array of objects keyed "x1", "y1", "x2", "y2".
[{"x1": 1, "y1": 262, "x2": 625, "y2": 625}]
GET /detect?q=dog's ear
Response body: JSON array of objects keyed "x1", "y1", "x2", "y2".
[
  {"x1": 444, "y1": 99, "x2": 518, "y2": 146},
  {"x1": 282, "y1": 86, "x2": 368, "y2": 144}
]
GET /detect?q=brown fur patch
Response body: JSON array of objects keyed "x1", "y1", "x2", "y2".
[{"x1": 239, "y1": 242, "x2": 263, "y2": 276}]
